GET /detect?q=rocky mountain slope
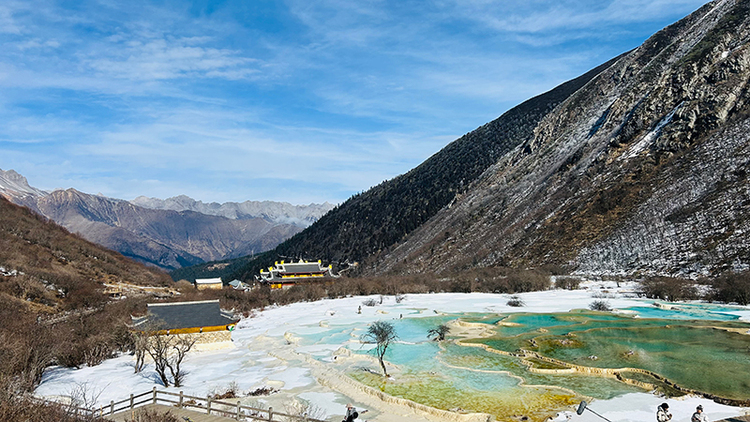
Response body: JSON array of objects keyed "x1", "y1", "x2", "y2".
[
  {"x1": 0, "y1": 169, "x2": 330, "y2": 270},
  {"x1": 0, "y1": 195, "x2": 170, "y2": 307},
  {"x1": 226, "y1": 0, "x2": 750, "y2": 280},
  {"x1": 231, "y1": 55, "x2": 623, "y2": 270},
  {"x1": 130, "y1": 195, "x2": 334, "y2": 227},
  {"x1": 376, "y1": 0, "x2": 750, "y2": 278},
  {"x1": 0, "y1": 169, "x2": 47, "y2": 210}
]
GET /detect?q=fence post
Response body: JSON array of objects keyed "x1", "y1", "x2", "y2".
[
  {"x1": 179, "y1": 391, "x2": 184, "y2": 408},
  {"x1": 152, "y1": 386, "x2": 157, "y2": 404},
  {"x1": 110, "y1": 400, "x2": 114, "y2": 415},
  {"x1": 129, "y1": 393, "x2": 134, "y2": 410},
  {"x1": 268, "y1": 406, "x2": 274, "y2": 422},
  {"x1": 236, "y1": 401, "x2": 241, "y2": 420},
  {"x1": 207, "y1": 397, "x2": 212, "y2": 415}
]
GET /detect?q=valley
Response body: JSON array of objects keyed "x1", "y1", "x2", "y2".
[{"x1": 3, "y1": 1, "x2": 750, "y2": 422}]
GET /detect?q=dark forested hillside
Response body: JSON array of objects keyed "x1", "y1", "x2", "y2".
[{"x1": 375, "y1": 0, "x2": 750, "y2": 277}]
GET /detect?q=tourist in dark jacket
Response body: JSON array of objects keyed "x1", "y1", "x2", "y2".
[{"x1": 692, "y1": 405, "x2": 709, "y2": 422}]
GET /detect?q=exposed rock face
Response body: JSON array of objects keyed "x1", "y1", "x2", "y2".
[
  {"x1": 0, "y1": 168, "x2": 47, "y2": 210},
  {"x1": 0, "y1": 172, "x2": 318, "y2": 270},
  {"x1": 130, "y1": 195, "x2": 334, "y2": 227},
  {"x1": 374, "y1": 0, "x2": 750, "y2": 278}
]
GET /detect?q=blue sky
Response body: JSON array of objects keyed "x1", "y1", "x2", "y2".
[{"x1": 0, "y1": 0, "x2": 708, "y2": 205}]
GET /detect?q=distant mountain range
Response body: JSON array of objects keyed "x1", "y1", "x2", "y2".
[
  {"x1": 207, "y1": 0, "x2": 750, "y2": 281},
  {"x1": 0, "y1": 169, "x2": 334, "y2": 270},
  {"x1": 130, "y1": 195, "x2": 333, "y2": 227}
]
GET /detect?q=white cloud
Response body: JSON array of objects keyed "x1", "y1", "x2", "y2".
[
  {"x1": 83, "y1": 37, "x2": 260, "y2": 81},
  {"x1": 0, "y1": 4, "x2": 23, "y2": 34}
]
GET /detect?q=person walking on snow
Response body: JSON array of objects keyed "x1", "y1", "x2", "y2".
[
  {"x1": 657, "y1": 403, "x2": 672, "y2": 422},
  {"x1": 692, "y1": 405, "x2": 709, "y2": 422}
]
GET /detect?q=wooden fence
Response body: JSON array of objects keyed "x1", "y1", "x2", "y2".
[{"x1": 43, "y1": 387, "x2": 329, "y2": 422}]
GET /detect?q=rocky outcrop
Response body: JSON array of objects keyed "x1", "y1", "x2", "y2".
[
  {"x1": 0, "y1": 168, "x2": 47, "y2": 211},
  {"x1": 352, "y1": 0, "x2": 750, "y2": 278}
]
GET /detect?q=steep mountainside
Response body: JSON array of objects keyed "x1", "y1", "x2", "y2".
[
  {"x1": 0, "y1": 196, "x2": 170, "y2": 307},
  {"x1": 0, "y1": 171, "x2": 313, "y2": 270},
  {"x1": 238, "y1": 55, "x2": 623, "y2": 268},
  {"x1": 130, "y1": 195, "x2": 334, "y2": 227},
  {"x1": 0, "y1": 168, "x2": 47, "y2": 210},
  {"x1": 376, "y1": 0, "x2": 750, "y2": 278},
  {"x1": 225, "y1": 0, "x2": 750, "y2": 280}
]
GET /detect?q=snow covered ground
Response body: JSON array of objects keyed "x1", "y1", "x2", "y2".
[{"x1": 36, "y1": 281, "x2": 750, "y2": 422}]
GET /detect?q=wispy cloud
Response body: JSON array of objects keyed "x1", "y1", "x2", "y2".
[{"x1": 84, "y1": 37, "x2": 262, "y2": 81}]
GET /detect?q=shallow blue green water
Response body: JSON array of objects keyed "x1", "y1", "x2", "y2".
[
  {"x1": 472, "y1": 312, "x2": 750, "y2": 400},
  {"x1": 624, "y1": 303, "x2": 742, "y2": 320},
  {"x1": 287, "y1": 303, "x2": 750, "y2": 420}
]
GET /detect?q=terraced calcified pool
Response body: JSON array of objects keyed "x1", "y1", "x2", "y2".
[
  {"x1": 466, "y1": 311, "x2": 750, "y2": 400},
  {"x1": 289, "y1": 303, "x2": 750, "y2": 422}
]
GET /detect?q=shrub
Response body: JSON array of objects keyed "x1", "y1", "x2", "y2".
[
  {"x1": 506, "y1": 295, "x2": 525, "y2": 307},
  {"x1": 174, "y1": 280, "x2": 195, "y2": 292},
  {"x1": 555, "y1": 277, "x2": 581, "y2": 290},
  {"x1": 709, "y1": 271, "x2": 750, "y2": 305},
  {"x1": 589, "y1": 300, "x2": 612, "y2": 311},
  {"x1": 211, "y1": 381, "x2": 240, "y2": 400},
  {"x1": 639, "y1": 277, "x2": 700, "y2": 301},
  {"x1": 247, "y1": 386, "x2": 278, "y2": 396},
  {"x1": 131, "y1": 408, "x2": 179, "y2": 422},
  {"x1": 362, "y1": 298, "x2": 378, "y2": 307}
]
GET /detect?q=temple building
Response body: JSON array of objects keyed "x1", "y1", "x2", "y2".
[
  {"x1": 132, "y1": 299, "x2": 238, "y2": 349},
  {"x1": 194, "y1": 277, "x2": 223, "y2": 290},
  {"x1": 259, "y1": 259, "x2": 338, "y2": 289}
]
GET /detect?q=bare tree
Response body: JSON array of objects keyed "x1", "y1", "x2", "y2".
[
  {"x1": 166, "y1": 334, "x2": 196, "y2": 388},
  {"x1": 138, "y1": 318, "x2": 196, "y2": 387},
  {"x1": 146, "y1": 332, "x2": 172, "y2": 387},
  {"x1": 132, "y1": 331, "x2": 148, "y2": 374},
  {"x1": 67, "y1": 382, "x2": 104, "y2": 411},
  {"x1": 360, "y1": 321, "x2": 398, "y2": 377}
]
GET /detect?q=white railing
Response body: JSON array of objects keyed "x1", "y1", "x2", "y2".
[{"x1": 42, "y1": 387, "x2": 328, "y2": 422}]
